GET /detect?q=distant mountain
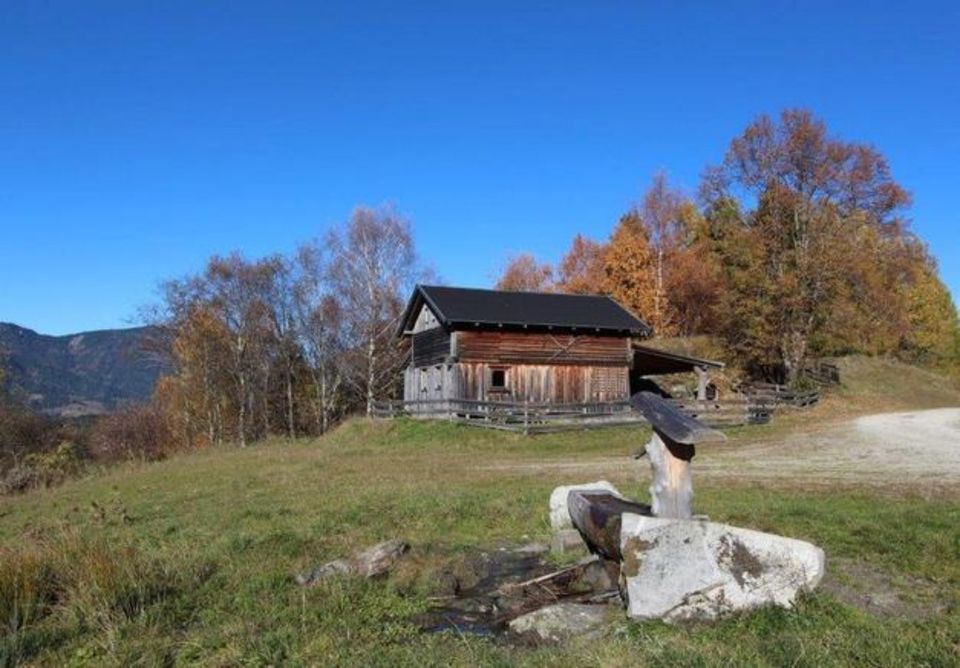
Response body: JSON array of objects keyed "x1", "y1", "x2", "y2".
[{"x1": 0, "y1": 323, "x2": 168, "y2": 417}]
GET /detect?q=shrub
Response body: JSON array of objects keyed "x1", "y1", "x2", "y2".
[
  {"x1": 0, "y1": 441, "x2": 85, "y2": 495},
  {"x1": 88, "y1": 405, "x2": 175, "y2": 463}
]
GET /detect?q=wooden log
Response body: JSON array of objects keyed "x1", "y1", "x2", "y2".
[{"x1": 567, "y1": 491, "x2": 652, "y2": 562}]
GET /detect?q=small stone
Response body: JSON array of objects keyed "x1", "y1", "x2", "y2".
[
  {"x1": 508, "y1": 602, "x2": 610, "y2": 643},
  {"x1": 514, "y1": 542, "x2": 549, "y2": 555},
  {"x1": 549, "y1": 481, "x2": 621, "y2": 531},
  {"x1": 295, "y1": 559, "x2": 352, "y2": 585},
  {"x1": 352, "y1": 539, "x2": 410, "y2": 577},
  {"x1": 576, "y1": 556, "x2": 618, "y2": 592},
  {"x1": 551, "y1": 529, "x2": 586, "y2": 554}
]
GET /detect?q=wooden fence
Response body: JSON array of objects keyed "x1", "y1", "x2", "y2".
[
  {"x1": 737, "y1": 382, "x2": 819, "y2": 408},
  {"x1": 802, "y1": 361, "x2": 841, "y2": 386},
  {"x1": 372, "y1": 397, "x2": 772, "y2": 434}
]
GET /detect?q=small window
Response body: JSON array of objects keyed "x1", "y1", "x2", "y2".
[{"x1": 490, "y1": 368, "x2": 507, "y2": 389}]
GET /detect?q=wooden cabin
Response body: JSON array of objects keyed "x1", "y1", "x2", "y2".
[{"x1": 397, "y1": 285, "x2": 651, "y2": 404}]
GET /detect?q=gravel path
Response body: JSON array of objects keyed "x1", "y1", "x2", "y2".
[
  {"x1": 487, "y1": 408, "x2": 960, "y2": 486},
  {"x1": 701, "y1": 407, "x2": 960, "y2": 484}
]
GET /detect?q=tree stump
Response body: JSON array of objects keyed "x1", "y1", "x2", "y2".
[
  {"x1": 645, "y1": 430, "x2": 696, "y2": 519},
  {"x1": 630, "y1": 391, "x2": 726, "y2": 519}
]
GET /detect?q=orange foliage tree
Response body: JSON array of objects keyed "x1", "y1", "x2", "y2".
[
  {"x1": 495, "y1": 254, "x2": 554, "y2": 292},
  {"x1": 556, "y1": 235, "x2": 607, "y2": 295},
  {"x1": 602, "y1": 211, "x2": 657, "y2": 326}
]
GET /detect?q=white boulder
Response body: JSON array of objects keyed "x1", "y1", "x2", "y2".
[
  {"x1": 549, "y1": 481, "x2": 621, "y2": 531},
  {"x1": 619, "y1": 514, "x2": 824, "y2": 622}
]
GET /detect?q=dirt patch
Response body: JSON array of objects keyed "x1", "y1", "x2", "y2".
[
  {"x1": 411, "y1": 544, "x2": 619, "y2": 639},
  {"x1": 820, "y1": 557, "x2": 947, "y2": 621},
  {"x1": 717, "y1": 535, "x2": 765, "y2": 585}
]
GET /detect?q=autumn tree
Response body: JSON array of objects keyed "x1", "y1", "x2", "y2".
[
  {"x1": 603, "y1": 211, "x2": 657, "y2": 325},
  {"x1": 665, "y1": 215, "x2": 722, "y2": 336},
  {"x1": 702, "y1": 109, "x2": 913, "y2": 380},
  {"x1": 495, "y1": 254, "x2": 554, "y2": 292},
  {"x1": 556, "y1": 235, "x2": 607, "y2": 295},
  {"x1": 155, "y1": 304, "x2": 232, "y2": 447},
  {"x1": 903, "y1": 256, "x2": 960, "y2": 368}
]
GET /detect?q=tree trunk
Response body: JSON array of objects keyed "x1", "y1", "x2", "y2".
[
  {"x1": 645, "y1": 430, "x2": 695, "y2": 519},
  {"x1": 237, "y1": 379, "x2": 247, "y2": 448},
  {"x1": 285, "y1": 362, "x2": 295, "y2": 438},
  {"x1": 366, "y1": 334, "x2": 376, "y2": 416}
]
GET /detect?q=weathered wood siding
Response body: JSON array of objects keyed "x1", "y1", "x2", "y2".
[
  {"x1": 455, "y1": 331, "x2": 630, "y2": 366},
  {"x1": 404, "y1": 364, "x2": 457, "y2": 404},
  {"x1": 405, "y1": 363, "x2": 628, "y2": 403},
  {"x1": 411, "y1": 328, "x2": 451, "y2": 367}
]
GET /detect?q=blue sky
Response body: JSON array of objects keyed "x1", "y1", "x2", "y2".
[{"x1": 2, "y1": 1, "x2": 958, "y2": 335}]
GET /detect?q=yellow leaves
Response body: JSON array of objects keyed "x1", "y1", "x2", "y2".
[
  {"x1": 603, "y1": 213, "x2": 658, "y2": 327},
  {"x1": 904, "y1": 264, "x2": 960, "y2": 366}
]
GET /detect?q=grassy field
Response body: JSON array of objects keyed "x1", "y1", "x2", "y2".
[{"x1": 1, "y1": 358, "x2": 959, "y2": 666}]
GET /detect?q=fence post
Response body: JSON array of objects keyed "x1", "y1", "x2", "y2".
[{"x1": 523, "y1": 399, "x2": 529, "y2": 436}]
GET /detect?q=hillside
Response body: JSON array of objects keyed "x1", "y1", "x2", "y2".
[
  {"x1": 0, "y1": 323, "x2": 166, "y2": 416},
  {"x1": 0, "y1": 357, "x2": 957, "y2": 664}
]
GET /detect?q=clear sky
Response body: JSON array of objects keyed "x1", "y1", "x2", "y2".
[{"x1": 2, "y1": 1, "x2": 958, "y2": 335}]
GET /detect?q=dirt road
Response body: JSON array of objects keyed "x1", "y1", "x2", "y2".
[
  {"x1": 701, "y1": 407, "x2": 960, "y2": 484},
  {"x1": 488, "y1": 408, "x2": 960, "y2": 486}
]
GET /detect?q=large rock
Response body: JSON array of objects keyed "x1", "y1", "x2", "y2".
[
  {"x1": 619, "y1": 514, "x2": 824, "y2": 622},
  {"x1": 508, "y1": 602, "x2": 611, "y2": 642},
  {"x1": 549, "y1": 481, "x2": 621, "y2": 531}
]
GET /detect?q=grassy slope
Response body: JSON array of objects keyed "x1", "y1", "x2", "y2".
[{"x1": 1, "y1": 359, "x2": 959, "y2": 666}]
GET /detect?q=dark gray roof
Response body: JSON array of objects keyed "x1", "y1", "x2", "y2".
[
  {"x1": 632, "y1": 344, "x2": 724, "y2": 375},
  {"x1": 398, "y1": 285, "x2": 651, "y2": 337}
]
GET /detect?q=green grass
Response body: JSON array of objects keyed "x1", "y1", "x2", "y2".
[
  {"x1": 1, "y1": 358, "x2": 959, "y2": 665},
  {"x1": 0, "y1": 417, "x2": 957, "y2": 666}
]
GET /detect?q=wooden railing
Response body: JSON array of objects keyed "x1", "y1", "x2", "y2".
[
  {"x1": 737, "y1": 382, "x2": 819, "y2": 408},
  {"x1": 372, "y1": 397, "x2": 772, "y2": 433},
  {"x1": 802, "y1": 361, "x2": 841, "y2": 386}
]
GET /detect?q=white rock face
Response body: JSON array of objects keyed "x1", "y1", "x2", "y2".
[
  {"x1": 619, "y1": 514, "x2": 824, "y2": 622},
  {"x1": 549, "y1": 481, "x2": 621, "y2": 531}
]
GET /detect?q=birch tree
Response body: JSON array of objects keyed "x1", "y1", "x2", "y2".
[{"x1": 327, "y1": 206, "x2": 416, "y2": 415}]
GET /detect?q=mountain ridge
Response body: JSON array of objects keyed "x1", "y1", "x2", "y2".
[{"x1": 0, "y1": 322, "x2": 167, "y2": 417}]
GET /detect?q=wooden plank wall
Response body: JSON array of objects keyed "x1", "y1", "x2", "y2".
[
  {"x1": 455, "y1": 331, "x2": 629, "y2": 366},
  {"x1": 451, "y1": 363, "x2": 628, "y2": 403},
  {"x1": 403, "y1": 363, "x2": 628, "y2": 403},
  {"x1": 411, "y1": 328, "x2": 450, "y2": 367},
  {"x1": 404, "y1": 365, "x2": 457, "y2": 405}
]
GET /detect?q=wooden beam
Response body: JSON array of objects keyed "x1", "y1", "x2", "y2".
[{"x1": 630, "y1": 391, "x2": 726, "y2": 444}]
